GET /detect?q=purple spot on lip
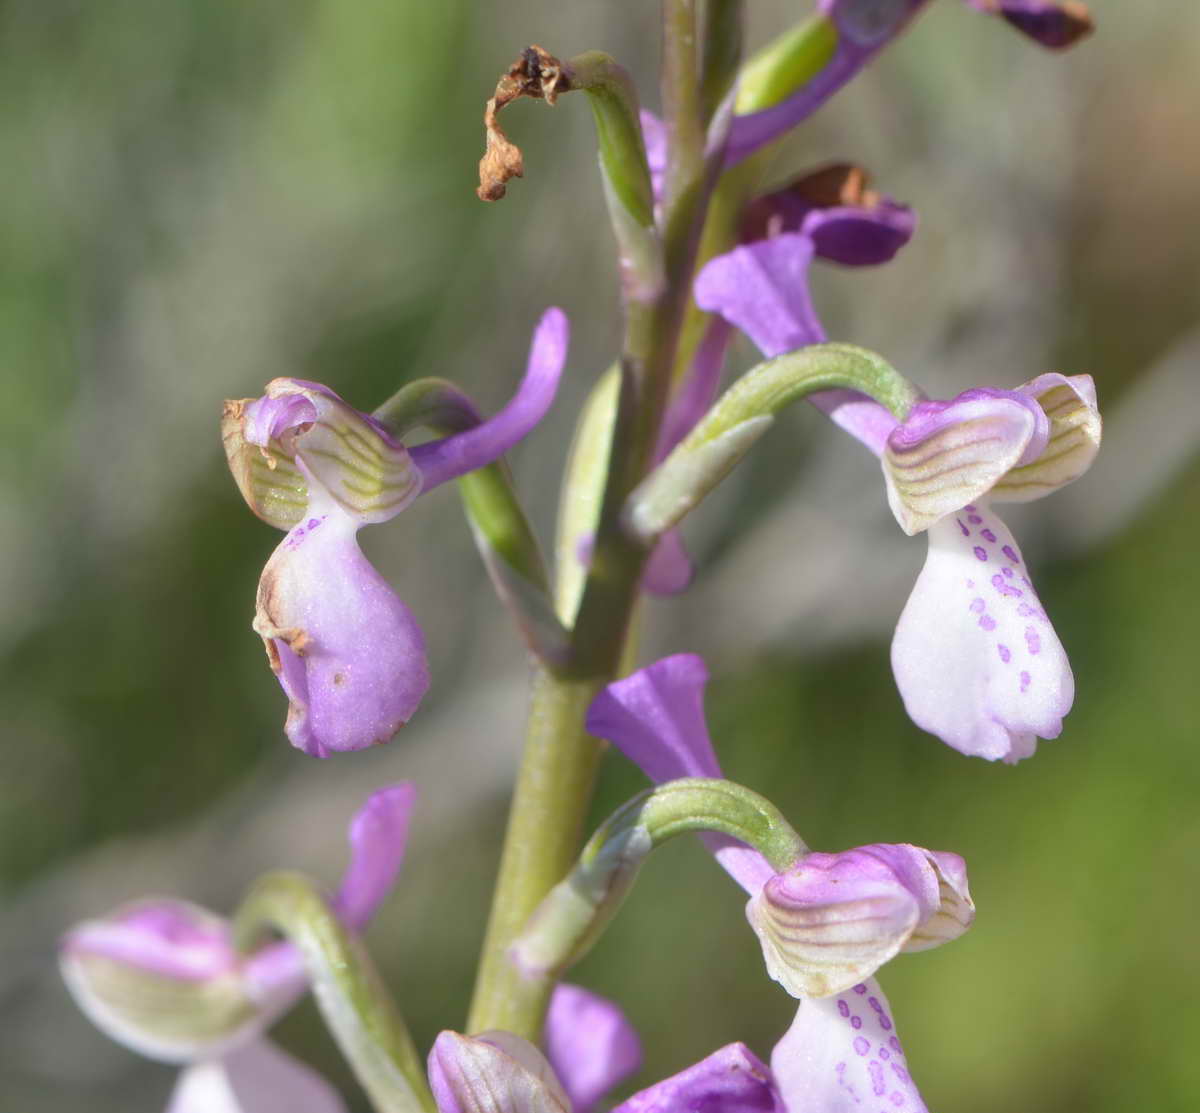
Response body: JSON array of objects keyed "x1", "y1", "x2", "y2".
[
  {"x1": 890, "y1": 1092, "x2": 906, "y2": 1106},
  {"x1": 1025, "y1": 626, "x2": 1041, "y2": 655},
  {"x1": 979, "y1": 615, "x2": 997, "y2": 631},
  {"x1": 879, "y1": 1047, "x2": 891, "y2": 1061},
  {"x1": 869, "y1": 1061, "x2": 886, "y2": 1095},
  {"x1": 1002, "y1": 566, "x2": 1014, "y2": 578},
  {"x1": 838, "y1": 1000, "x2": 850, "y2": 1017},
  {"x1": 992, "y1": 573, "x2": 1024, "y2": 598},
  {"x1": 956, "y1": 518, "x2": 970, "y2": 537},
  {"x1": 851, "y1": 1016, "x2": 863, "y2": 1029},
  {"x1": 970, "y1": 597, "x2": 986, "y2": 614},
  {"x1": 966, "y1": 579, "x2": 976, "y2": 589},
  {"x1": 968, "y1": 514, "x2": 983, "y2": 524},
  {"x1": 889, "y1": 1037, "x2": 902, "y2": 1053},
  {"x1": 998, "y1": 644, "x2": 1011, "y2": 663},
  {"x1": 853, "y1": 984, "x2": 867, "y2": 995},
  {"x1": 307, "y1": 518, "x2": 320, "y2": 529},
  {"x1": 879, "y1": 1014, "x2": 893, "y2": 1031},
  {"x1": 891, "y1": 1064, "x2": 910, "y2": 1083},
  {"x1": 1020, "y1": 670, "x2": 1031, "y2": 692},
  {"x1": 981, "y1": 528, "x2": 997, "y2": 542},
  {"x1": 853, "y1": 1037, "x2": 870, "y2": 1056},
  {"x1": 974, "y1": 546, "x2": 988, "y2": 562},
  {"x1": 869, "y1": 998, "x2": 883, "y2": 1013},
  {"x1": 1002, "y1": 545, "x2": 1020, "y2": 563}
]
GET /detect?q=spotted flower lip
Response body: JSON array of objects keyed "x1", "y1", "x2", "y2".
[{"x1": 225, "y1": 309, "x2": 568, "y2": 756}]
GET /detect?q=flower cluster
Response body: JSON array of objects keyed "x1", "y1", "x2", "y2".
[{"x1": 60, "y1": 1, "x2": 1100, "y2": 1110}]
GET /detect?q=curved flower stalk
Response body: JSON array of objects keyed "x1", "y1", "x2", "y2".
[
  {"x1": 727, "y1": 0, "x2": 1093, "y2": 165},
  {"x1": 222, "y1": 309, "x2": 568, "y2": 757},
  {"x1": 694, "y1": 205, "x2": 1101, "y2": 759},
  {"x1": 583, "y1": 654, "x2": 976, "y2": 1111},
  {"x1": 60, "y1": 785, "x2": 417, "y2": 1110}
]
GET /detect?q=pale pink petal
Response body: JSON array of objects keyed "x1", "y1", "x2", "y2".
[
  {"x1": 770, "y1": 979, "x2": 928, "y2": 1113},
  {"x1": 891, "y1": 505, "x2": 1073, "y2": 761},
  {"x1": 167, "y1": 1040, "x2": 348, "y2": 1113}
]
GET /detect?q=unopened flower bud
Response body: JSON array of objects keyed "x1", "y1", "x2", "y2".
[
  {"x1": 429, "y1": 1031, "x2": 570, "y2": 1113},
  {"x1": 746, "y1": 844, "x2": 974, "y2": 998}
]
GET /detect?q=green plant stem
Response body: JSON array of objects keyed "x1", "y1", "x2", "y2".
[
  {"x1": 467, "y1": 0, "x2": 724, "y2": 1043},
  {"x1": 465, "y1": 670, "x2": 604, "y2": 1035}
]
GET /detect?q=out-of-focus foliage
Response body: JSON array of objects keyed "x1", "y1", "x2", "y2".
[{"x1": 0, "y1": 2, "x2": 1197, "y2": 1111}]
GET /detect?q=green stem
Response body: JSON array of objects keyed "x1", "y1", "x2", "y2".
[
  {"x1": 465, "y1": 670, "x2": 604, "y2": 1037},
  {"x1": 468, "y1": 0, "x2": 733, "y2": 1040},
  {"x1": 234, "y1": 872, "x2": 436, "y2": 1113}
]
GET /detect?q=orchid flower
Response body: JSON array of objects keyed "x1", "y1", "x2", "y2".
[
  {"x1": 694, "y1": 206, "x2": 1101, "y2": 760},
  {"x1": 727, "y1": 0, "x2": 1092, "y2": 166},
  {"x1": 60, "y1": 785, "x2": 416, "y2": 1112},
  {"x1": 223, "y1": 308, "x2": 568, "y2": 757},
  {"x1": 584, "y1": 654, "x2": 975, "y2": 1112}
]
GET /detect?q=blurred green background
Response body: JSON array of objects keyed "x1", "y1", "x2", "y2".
[{"x1": 2, "y1": 1, "x2": 1198, "y2": 1110}]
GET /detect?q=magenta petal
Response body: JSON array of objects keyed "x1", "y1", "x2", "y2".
[
  {"x1": 167, "y1": 1039, "x2": 349, "y2": 1113},
  {"x1": 255, "y1": 502, "x2": 430, "y2": 757},
  {"x1": 586, "y1": 656, "x2": 774, "y2": 896},
  {"x1": 770, "y1": 979, "x2": 928, "y2": 1113},
  {"x1": 694, "y1": 237, "x2": 897, "y2": 454},
  {"x1": 891, "y1": 505, "x2": 1073, "y2": 760},
  {"x1": 961, "y1": 0, "x2": 1093, "y2": 49},
  {"x1": 613, "y1": 1043, "x2": 779, "y2": 1113},
  {"x1": 802, "y1": 203, "x2": 916, "y2": 267},
  {"x1": 587, "y1": 654, "x2": 721, "y2": 782},
  {"x1": 333, "y1": 783, "x2": 417, "y2": 931},
  {"x1": 545, "y1": 984, "x2": 643, "y2": 1113},
  {"x1": 410, "y1": 308, "x2": 569, "y2": 492},
  {"x1": 694, "y1": 235, "x2": 825, "y2": 360}
]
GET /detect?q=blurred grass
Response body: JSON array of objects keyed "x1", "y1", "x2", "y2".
[{"x1": 1, "y1": 1, "x2": 1198, "y2": 1110}]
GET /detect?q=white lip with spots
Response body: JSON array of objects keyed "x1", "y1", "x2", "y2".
[{"x1": 890, "y1": 501, "x2": 1073, "y2": 761}]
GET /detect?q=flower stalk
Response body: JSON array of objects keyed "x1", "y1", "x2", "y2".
[{"x1": 234, "y1": 872, "x2": 435, "y2": 1113}]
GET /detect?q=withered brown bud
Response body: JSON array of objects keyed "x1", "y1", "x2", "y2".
[{"x1": 477, "y1": 45, "x2": 571, "y2": 202}]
